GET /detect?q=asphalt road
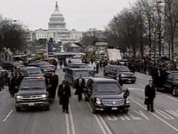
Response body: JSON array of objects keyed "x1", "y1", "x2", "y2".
[{"x1": 1, "y1": 68, "x2": 178, "y2": 134}]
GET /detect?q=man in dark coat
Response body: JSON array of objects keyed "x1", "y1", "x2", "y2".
[
  {"x1": 75, "y1": 75, "x2": 85, "y2": 102},
  {"x1": 58, "y1": 80, "x2": 71, "y2": 113},
  {"x1": 49, "y1": 72, "x2": 58, "y2": 100},
  {"x1": 145, "y1": 80, "x2": 156, "y2": 112}
]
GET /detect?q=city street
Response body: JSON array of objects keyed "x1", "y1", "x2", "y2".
[{"x1": 1, "y1": 68, "x2": 178, "y2": 134}]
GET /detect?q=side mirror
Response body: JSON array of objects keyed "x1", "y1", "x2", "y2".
[{"x1": 123, "y1": 88, "x2": 130, "y2": 98}]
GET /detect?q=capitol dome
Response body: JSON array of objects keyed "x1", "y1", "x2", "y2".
[{"x1": 48, "y1": 2, "x2": 66, "y2": 30}]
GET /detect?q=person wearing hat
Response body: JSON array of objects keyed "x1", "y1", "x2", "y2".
[{"x1": 144, "y1": 80, "x2": 156, "y2": 112}]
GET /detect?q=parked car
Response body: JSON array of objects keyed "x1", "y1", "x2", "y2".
[
  {"x1": 15, "y1": 77, "x2": 50, "y2": 112},
  {"x1": 162, "y1": 71, "x2": 178, "y2": 96},
  {"x1": 84, "y1": 78, "x2": 130, "y2": 114},
  {"x1": 104, "y1": 65, "x2": 136, "y2": 83},
  {"x1": 65, "y1": 68, "x2": 91, "y2": 87}
]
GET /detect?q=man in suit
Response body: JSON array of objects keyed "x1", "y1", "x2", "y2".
[
  {"x1": 145, "y1": 80, "x2": 156, "y2": 112},
  {"x1": 50, "y1": 72, "x2": 59, "y2": 100},
  {"x1": 75, "y1": 75, "x2": 85, "y2": 102},
  {"x1": 58, "y1": 80, "x2": 71, "y2": 114}
]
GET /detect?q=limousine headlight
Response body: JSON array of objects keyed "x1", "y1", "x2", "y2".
[
  {"x1": 41, "y1": 94, "x2": 47, "y2": 98},
  {"x1": 96, "y1": 98, "x2": 101, "y2": 105},
  {"x1": 121, "y1": 74, "x2": 126, "y2": 77},
  {"x1": 126, "y1": 98, "x2": 130, "y2": 104},
  {"x1": 16, "y1": 96, "x2": 23, "y2": 99}
]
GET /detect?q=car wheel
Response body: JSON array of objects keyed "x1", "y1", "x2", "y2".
[
  {"x1": 132, "y1": 80, "x2": 136, "y2": 84},
  {"x1": 172, "y1": 87, "x2": 178, "y2": 96},
  {"x1": 104, "y1": 72, "x2": 107, "y2": 77},
  {"x1": 45, "y1": 104, "x2": 50, "y2": 111},
  {"x1": 85, "y1": 96, "x2": 89, "y2": 102},
  {"x1": 123, "y1": 108, "x2": 129, "y2": 113},
  {"x1": 92, "y1": 104, "x2": 97, "y2": 114},
  {"x1": 16, "y1": 107, "x2": 21, "y2": 112}
]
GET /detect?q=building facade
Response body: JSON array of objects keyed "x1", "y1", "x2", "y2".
[{"x1": 33, "y1": 2, "x2": 83, "y2": 44}]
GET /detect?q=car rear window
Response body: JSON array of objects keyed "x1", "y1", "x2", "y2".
[
  {"x1": 20, "y1": 80, "x2": 46, "y2": 90},
  {"x1": 27, "y1": 68, "x2": 42, "y2": 75},
  {"x1": 74, "y1": 71, "x2": 90, "y2": 78},
  {"x1": 96, "y1": 82, "x2": 122, "y2": 94},
  {"x1": 119, "y1": 67, "x2": 130, "y2": 72}
]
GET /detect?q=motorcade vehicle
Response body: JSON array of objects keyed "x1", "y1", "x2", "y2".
[
  {"x1": 104, "y1": 65, "x2": 136, "y2": 83},
  {"x1": 65, "y1": 68, "x2": 91, "y2": 87},
  {"x1": 20, "y1": 66, "x2": 43, "y2": 77},
  {"x1": 15, "y1": 77, "x2": 50, "y2": 112},
  {"x1": 28, "y1": 61, "x2": 55, "y2": 75},
  {"x1": 1, "y1": 62, "x2": 21, "y2": 71},
  {"x1": 162, "y1": 71, "x2": 178, "y2": 96},
  {"x1": 84, "y1": 78, "x2": 130, "y2": 114},
  {"x1": 63, "y1": 63, "x2": 95, "y2": 76}
]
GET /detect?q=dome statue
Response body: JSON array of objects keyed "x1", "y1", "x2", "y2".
[{"x1": 48, "y1": 2, "x2": 66, "y2": 30}]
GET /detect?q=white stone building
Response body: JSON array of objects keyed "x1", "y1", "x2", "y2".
[{"x1": 34, "y1": 2, "x2": 83, "y2": 44}]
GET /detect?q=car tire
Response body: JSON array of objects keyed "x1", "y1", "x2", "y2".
[
  {"x1": 92, "y1": 104, "x2": 97, "y2": 114},
  {"x1": 123, "y1": 108, "x2": 129, "y2": 113},
  {"x1": 132, "y1": 80, "x2": 136, "y2": 84},
  {"x1": 172, "y1": 87, "x2": 178, "y2": 96},
  {"x1": 16, "y1": 107, "x2": 21, "y2": 112},
  {"x1": 104, "y1": 72, "x2": 107, "y2": 77},
  {"x1": 85, "y1": 96, "x2": 89, "y2": 102},
  {"x1": 45, "y1": 104, "x2": 50, "y2": 111}
]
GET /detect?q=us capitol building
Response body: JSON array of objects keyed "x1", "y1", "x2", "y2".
[{"x1": 34, "y1": 2, "x2": 83, "y2": 44}]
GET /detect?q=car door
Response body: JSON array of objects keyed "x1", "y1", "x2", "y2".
[
  {"x1": 111, "y1": 66, "x2": 117, "y2": 78},
  {"x1": 164, "y1": 73, "x2": 173, "y2": 89},
  {"x1": 86, "y1": 80, "x2": 93, "y2": 99}
]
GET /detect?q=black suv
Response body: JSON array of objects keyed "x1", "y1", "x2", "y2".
[
  {"x1": 84, "y1": 78, "x2": 130, "y2": 114},
  {"x1": 65, "y1": 68, "x2": 91, "y2": 87},
  {"x1": 15, "y1": 77, "x2": 50, "y2": 112},
  {"x1": 163, "y1": 71, "x2": 178, "y2": 96},
  {"x1": 104, "y1": 65, "x2": 136, "y2": 83},
  {"x1": 20, "y1": 66, "x2": 43, "y2": 77},
  {"x1": 63, "y1": 63, "x2": 95, "y2": 77}
]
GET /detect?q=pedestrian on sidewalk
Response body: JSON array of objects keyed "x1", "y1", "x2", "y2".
[
  {"x1": 58, "y1": 80, "x2": 71, "y2": 114},
  {"x1": 144, "y1": 80, "x2": 156, "y2": 112}
]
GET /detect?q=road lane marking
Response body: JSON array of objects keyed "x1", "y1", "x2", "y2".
[
  {"x1": 87, "y1": 103, "x2": 112, "y2": 134},
  {"x1": 134, "y1": 110, "x2": 149, "y2": 120},
  {"x1": 120, "y1": 117, "x2": 125, "y2": 121},
  {"x1": 130, "y1": 97, "x2": 178, "y2": 133},
  {"x1": 65, "y1": 113, "x2": 70, "y2": 134},
  {"x1": 156, "y1": 110, "x2": 174, "y2": 120},
  {"x1": 166, "y1": 96, "x2": 178, "y2": 102},
  {"x1": 69, "y1": 105, "x2": 76, "y2": 134},
  {"x1": 128, "y1": 113, "x2": 142, "y2": 120},
  {"x1": 2, "y1": 110, "x2": 13, "y2": 122},
  {"x1": 98, "y1": 115, "x2": 113, "y2": 134},
  {"x1": 123, "y1": 116, "x2": 131, "y2": 120},
  {"x1": 107, "y1": 115, "x2": 117, "y2": 121},
  {"x1": 166, "y1": 110, "x2": 178, "y2": 118}
]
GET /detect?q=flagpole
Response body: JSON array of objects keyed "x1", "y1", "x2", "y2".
[{"x1": 46, "y1": 42, "x2": 48, "y2": 60}]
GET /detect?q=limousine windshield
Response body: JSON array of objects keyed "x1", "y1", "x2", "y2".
[{"x1": 74, "y1": 71, "x2": 90, "y2": 78}]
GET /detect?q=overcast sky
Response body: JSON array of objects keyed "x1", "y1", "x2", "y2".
[{"x1": 0, "y1": 0, "x2": 137, "y2": 31}]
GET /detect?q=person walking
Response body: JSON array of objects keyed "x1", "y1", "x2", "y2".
[
  {"x1": 50, "y1": 72, "x2": 59, "y2": 101},
  {"x1": 144, "y1": 80, "x2": 156, "y2": 112},
  {"x1": 58, "y1": 80, "x2": 71, "y2": 114},
  {"x1": 75, "y1": 75, "x2": 85, "y2": 102}
]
